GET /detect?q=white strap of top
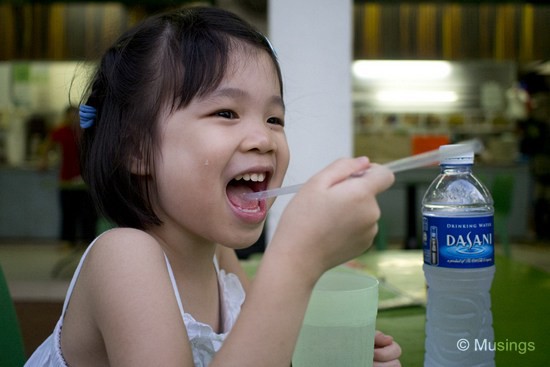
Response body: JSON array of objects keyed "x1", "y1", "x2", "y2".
[
  {"x1": 163, "y1": 253, "x2": 220, "y2": 319},
  {"x1": 60, "y1": 238, "x2": 100, "y2": 316},
  {"x1": 60, "y1": 234, "x2": 219, "y2": 322},
  {"x1": 213, "y1": 253, "x2": 220, "y2": 273},
  {"x1": 163, "y1": 254, "x2": 186, "y2": 319}
]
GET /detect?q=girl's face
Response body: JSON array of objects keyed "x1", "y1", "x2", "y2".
[{"x1": 150, "y1": 47, "x2": 289, "y2": 248}]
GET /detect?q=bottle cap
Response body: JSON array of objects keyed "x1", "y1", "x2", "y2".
[{"x1": 439, "y1": 144, "x2": 474, "y2": 165}]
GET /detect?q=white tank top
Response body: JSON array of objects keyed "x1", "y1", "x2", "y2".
[{"x1": 24, "y1": 234, "x2": 246, "y2": 367}]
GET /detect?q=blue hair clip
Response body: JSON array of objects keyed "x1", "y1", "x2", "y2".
[{"x1": 79, "y1": 104, "x2": 96, "y2": 129}]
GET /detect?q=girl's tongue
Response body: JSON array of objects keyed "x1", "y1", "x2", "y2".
[{"x1": 227, "y1": 184, "x2": 260, "y2": 210}]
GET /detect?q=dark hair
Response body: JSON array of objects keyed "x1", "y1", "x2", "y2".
[{"x1": 80, "y1": 6, "x2": 283, "y2": 229}]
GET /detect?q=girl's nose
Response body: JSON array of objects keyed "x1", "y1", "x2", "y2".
[{"x1": 240, "y1": 120, "x2": 277, "y2": 154}]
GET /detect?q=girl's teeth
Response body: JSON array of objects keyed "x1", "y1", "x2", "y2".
[{"x1": 234, "y1": 173, "x2": 265, "y2": 182}]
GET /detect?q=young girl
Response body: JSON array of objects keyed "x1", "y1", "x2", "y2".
[{"x1": 26, "y1": 7, "x2": 401, "y2": 367}]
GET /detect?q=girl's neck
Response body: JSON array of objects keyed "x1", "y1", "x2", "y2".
[
  {"x1": 147, "y1": 225, "x2": 223, "y2": 333},
  {"x1": 147, "y1": 225, "x2": 218, "y2": 279}
]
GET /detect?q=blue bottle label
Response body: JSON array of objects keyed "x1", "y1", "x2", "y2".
[{"x1": 422, "y1": 215, "x2": 494, "y2": 268}]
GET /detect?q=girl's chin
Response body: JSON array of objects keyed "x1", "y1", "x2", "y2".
[{"x1": 222, "y1": 227, "x2": 266, "y2": 250}]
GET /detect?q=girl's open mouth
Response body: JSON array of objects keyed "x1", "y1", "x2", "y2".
[{"x1": 226, "y1": 172, "x2": 269, "y2": 213}]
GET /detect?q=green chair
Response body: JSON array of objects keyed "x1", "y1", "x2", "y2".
[
  {"x1": 492, "y1": 175, "x2": 515, "y2": 257},
  {"x1": 0, "y1": 264, "x2": 26, "y2": 366}
]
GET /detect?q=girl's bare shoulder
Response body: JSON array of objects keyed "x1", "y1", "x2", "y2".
[
  {"x1": 80, "y1": 228, "x2": 171, "y2": 298},
  {"x1": 88, "y1": 228, "x2": 165, "y2": 267},
  {"x1": 64, "y1": 232, "x2": 192, "y2": 364},
  {"x1": 80, "y1": 227, "x2": 186, "y2": 333}
]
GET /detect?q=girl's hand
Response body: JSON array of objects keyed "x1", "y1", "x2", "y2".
[
  {"x1": 271, "y1": 157, "x2": 394, "y2": 281},
  {"x1": 223, "y1": 160, "x2": 394, "y2": 367},
  {"x1": 374, "y1": 331, "x2": 402, "y2": 367}
]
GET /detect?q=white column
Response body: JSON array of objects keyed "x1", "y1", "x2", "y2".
[{"x1": 267, "y1": 0, "x2": 353, "y2": 240}]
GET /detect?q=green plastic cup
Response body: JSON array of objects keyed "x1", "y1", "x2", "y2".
[{"x1": 292, "y1": 268, "x2": 379, "y2": 367}]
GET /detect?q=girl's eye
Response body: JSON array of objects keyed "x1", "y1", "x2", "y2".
[
  {"x1": 216, "y1": 110, "x2": 237, "y2": 119},
  {"x1": 267, "y1": 117, "x2": 285, "y2": 127}
]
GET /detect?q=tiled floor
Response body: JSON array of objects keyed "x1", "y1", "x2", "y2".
[{"x1": 1, "y1": 240, "x2": 549, "y2": 301}]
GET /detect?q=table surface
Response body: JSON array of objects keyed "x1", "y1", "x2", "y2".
[
  {"x1": 241, "y1": 250, "x2": 550, "y2": 366},
  {"x1": 349, "y1": 250, "x2": 549, "y2": 366}
]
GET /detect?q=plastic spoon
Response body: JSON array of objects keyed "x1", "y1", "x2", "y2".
[{"x1": 242, "y1": 139, "x2": 483, "y2": 201}]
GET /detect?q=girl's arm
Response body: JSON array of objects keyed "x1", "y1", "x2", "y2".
[
  {"x1": 218, "y1": 243, "x2": 402, "y2": 366},
  {"x1": 211, "y1": 158, "x2": 395, "y2": 367}
]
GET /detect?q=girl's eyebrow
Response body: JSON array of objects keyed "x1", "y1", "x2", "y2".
[
  {"x1": 209, "y1": 87, "x2": 285, "y2": 112},
  {"x1": 210, "y1": 87, "x2": 248, "y2": 100}
]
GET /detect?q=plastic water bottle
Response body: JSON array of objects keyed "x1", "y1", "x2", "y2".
[{"x1": 422, "y1": 144, "x2": 495, "y2": 367}]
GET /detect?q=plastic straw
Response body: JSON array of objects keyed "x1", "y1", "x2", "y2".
[{"x1": 243, "y1": 139, "x2": 483, "y2": 201}]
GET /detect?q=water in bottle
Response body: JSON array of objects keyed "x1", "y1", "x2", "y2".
[{"x1": 422, "y1": 144, "x2": 495, "y2": 367}]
